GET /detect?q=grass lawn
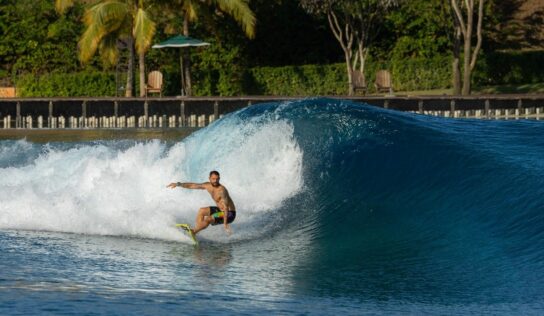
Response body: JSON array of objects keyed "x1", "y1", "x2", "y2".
[
  {"x1": 370, "y1": 82, "x2": 544, "y2": 96},
  {"x1": 474, "y1": 82, "x2": 544, "y2": 94}
]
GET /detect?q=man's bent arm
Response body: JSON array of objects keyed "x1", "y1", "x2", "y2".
[{"x1": 216, "y1": 191, "x2": 231, "y2": 233}]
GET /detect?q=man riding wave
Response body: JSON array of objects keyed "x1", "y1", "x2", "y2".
[{"x1": 167, "y1": 170, "x2": 235, "y2": 236}]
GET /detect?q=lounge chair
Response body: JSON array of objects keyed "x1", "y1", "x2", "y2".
[
  {"x1": 145, "y1": 71, "x2": 163, "y2": 97},
  {"x1": 351, "y1": 70, "x2": 367, "y2": 95},
  {"x1": 374, "y1": 70, "x2": 393, "y2": 94}
]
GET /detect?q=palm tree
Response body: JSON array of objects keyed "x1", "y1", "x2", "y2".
[
  {"x1": 159, "y1": 0, "x2": 256, "y2": 95},
  {"x1": 56, "y1": 0, "x2": 156, "y2": 97}
]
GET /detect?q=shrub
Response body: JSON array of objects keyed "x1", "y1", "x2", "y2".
[
  {"x1": 15, "y1": 71, "x2": 116, "y2": 97},
  {"x1": 390, "y1": 56, "x2": 452, "y2": 91},
  {"x1": 11, "y1": 50, "x2": 543, "y2": 96},
  {"x1": 474, "y1": 50, "x2": 544, "y2": 86}
]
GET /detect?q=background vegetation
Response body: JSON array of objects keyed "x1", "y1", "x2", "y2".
[{"x1": 1, "y1": 0, "x2": 542, "y2": 96}]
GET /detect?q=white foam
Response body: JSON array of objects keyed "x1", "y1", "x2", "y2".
[{"x1": 0, "y1": 117, "x2": 303, "y2": 243}]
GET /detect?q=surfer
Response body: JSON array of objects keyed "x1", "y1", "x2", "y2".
[{"x1": 167, "y1": 171, "x2": 236, "y2": 236}]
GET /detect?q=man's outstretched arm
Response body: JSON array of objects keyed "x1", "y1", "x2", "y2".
[{"x1": 166, "y1": 182, "x2": 207, "y2": 189}]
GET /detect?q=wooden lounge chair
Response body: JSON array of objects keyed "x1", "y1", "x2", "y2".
[
  {"x1": 350, "y1": 70, "x2": 367, "y2": 95},
  {"x1": 374, "y1": 70, "x2": 393, "y2": 94},
  {"x1": 145, "y1": 70, "x2": 163, "y2": 97}
]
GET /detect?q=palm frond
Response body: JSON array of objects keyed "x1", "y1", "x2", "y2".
[
  {"x1": 133, "y1": 8, "x2": 157, "y2": 55},
  {"x1": 55, "y1": 0, "x2": 75, "y2": 15},
  {"x1": 83, "y1": 1, "x2": 129, "y2": 33},
  {"x1": 183, "y1": 0, "x2": 199, "y2": 22},
  {"x1": 98, "y1": 32, "x2": 121, "y2": 67},
  {"x1": 79, "y1": 1, "x2": 130, "y2": 63},
  {"x1": 79, "y1": 19, "x2": 105, "y2": 62},
  {"x1": 212, "y1": 0, "x2": 256, "y2": 38}
]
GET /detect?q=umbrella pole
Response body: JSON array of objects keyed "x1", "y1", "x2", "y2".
[{"x1": 180, "y1": 52, "x2": 185, "y2": 96}]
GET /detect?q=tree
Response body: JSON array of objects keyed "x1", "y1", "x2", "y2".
[
  {"x1": 386, "y1": 0, "x2": 452, "y2": 60},
  {"x1": 56, "y1": 0, "x2": 156, "y2": 97},
  {"x1": 158, "y1": 0, "x2": 256, "y2": 96},
  {"x1": 0, "y1": 0, "x2": 84, "y2": 82},
  {"x1": 301, "y1": 0, "x2": 397, "y2": 95},
  {"x1": 451, "y1": 0, "x2": 484, "y2": 95}
]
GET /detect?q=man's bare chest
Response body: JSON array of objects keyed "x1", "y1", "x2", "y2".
[{"x1": 207, "y1": 188, "x2": 224, "y2": 201}]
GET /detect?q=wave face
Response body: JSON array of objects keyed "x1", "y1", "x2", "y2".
[
  {"x1": 208, "y1": 98, "x2": 544, "y2": 305},
  {"x1": 260, "y1": 99, "x2": 544, "y2": 305},
  {"x1": 1, "y1": 98, "x2": 544, "y2": 308}
]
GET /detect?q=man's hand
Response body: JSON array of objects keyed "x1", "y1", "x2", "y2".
[
  {"x1": 166, "y1": 182, "x2": 179, "y2": 189},
  {"x1": 224, "y1": 224, "x2": 232, "y2": 235}
]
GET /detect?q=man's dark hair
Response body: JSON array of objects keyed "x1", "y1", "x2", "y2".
[{"x1": 209, "y1": 170, "x2": 220, "y2": 177}]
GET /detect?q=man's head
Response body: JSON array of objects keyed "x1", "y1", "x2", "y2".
[{"x1": 209, "y1": 170, "x2": 220, "y2": 187}]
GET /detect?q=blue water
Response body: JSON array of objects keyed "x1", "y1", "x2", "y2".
[{"x1": 1, "y1": 98, "x2": 544, "y2": 315}]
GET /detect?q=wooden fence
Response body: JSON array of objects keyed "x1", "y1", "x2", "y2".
[{"x1": 1, "y1": 95, "x2": 543, "y2": 129}]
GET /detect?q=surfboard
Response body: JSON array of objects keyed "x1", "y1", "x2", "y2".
[{"x1": 176, "y1": 223, "x2": 198, "y2": 245}]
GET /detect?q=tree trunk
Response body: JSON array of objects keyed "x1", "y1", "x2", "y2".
[
  {"x1": 462, "y1": 2, "x2": 473, "y2": 96},
  {"x1": 452, "y1": 21, "x2": 462, "y2": 95},
  {"x1": 327, "y1": 11, "x2": 354, "y2": 96},
  {"x1": 139, "y1": 51, "x2": 145, "y2": 97},
  {"x1": 125, "y1": 36, "x2": 135, "y2": 97},
  {"x1": 451, "y1": 0, "x2": 484, "y2": 96},
  {"x1": 346, "y1": 51, "x2": 354, "y2": 96},
  {"x1": 182, "y1": 17, "x2": 192, "y2": 96},
  {"x1": 462, "y1": 39, "x2": 472, "y2": 95}
]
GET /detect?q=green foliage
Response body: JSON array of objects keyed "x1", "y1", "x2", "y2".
[
  {"x1": 386, "y1": 0, "x2": 452, "y2": 59},
  {"x1": 0, "y1": 0, "x2": 84, "y2": 80},
  {"x1": 246, "y1": 56, "x2": 452, "y2": 95},
  {"x1": 1, "y1": 0, "x2": 542, "y2": 97},
  {"x1": 191, "y1": 43, "x2": 248, "y2": 96},
  {"x1": 246, "y1": 63, "x2": 347, "y2": 95},
  {"x1": 13, "y1": 50, "x2": 543, "y2": 97},
  {"x1": 78, "y1": 1, "x2": 157, "y2": 66},
  {"x1": 390, "y1": 56, "x2": 452, "y2": 91},
  {"x1": 15, "y1": 71, "x2": 116, "y2": 97},
  {"x1": 474, "y1": 50, "x2": 544, "y2": 86}
]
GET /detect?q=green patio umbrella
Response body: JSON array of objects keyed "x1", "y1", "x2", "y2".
[{"x1": 152, "y1": 35, "x2": 210, "y2": 96}]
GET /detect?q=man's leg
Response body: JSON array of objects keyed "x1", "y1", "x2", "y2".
[{"x1": 193, "y1": 207, "x2": 214, "y2": 234}]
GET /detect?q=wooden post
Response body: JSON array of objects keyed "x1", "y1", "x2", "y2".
[
  {"x1": 49, "y1": 100, "x2": 53, "y2": 118},
  {"x1": 214, "y1": 101, "x2": 219, "y2": 121},
  {"x1": 418, "y1": 100, "x2": 423, "y2": 114},
  {"x1": 16, "y1": 101, "x2": 21, "y2": 128},
  {"x1": 144, "y1": 100, "x2": 149, "y2": 123},
  {"x1": 82, "y1": 101, "x2": 87, "y2": 119},
  {"x1": 180, "y1": 101, "x2": 185, "y2": 127}
]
